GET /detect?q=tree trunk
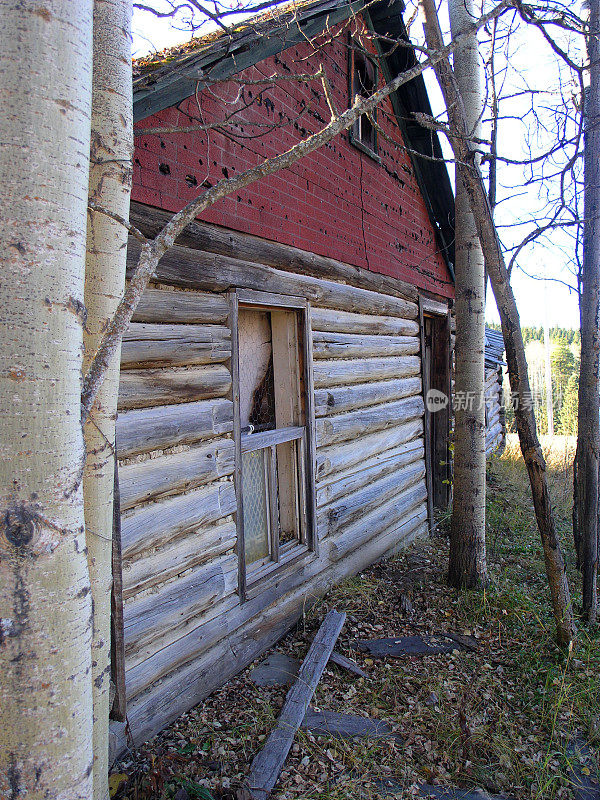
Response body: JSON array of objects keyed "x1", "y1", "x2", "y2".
[
  {"x1": 421, "y1": 0, "x2": 576, "y2": 647},
  {"x1": 0, "y1": 2, "x2": 95, "y2": 798},
  {"x1": 447, "y1": 0, "x2": 487, "y2": 589},
  {"x1": 84, "y1": 1, "x2": 133, "y2": 796},
  {"x1": 575, "y1": 0, "x2": 600, "y2": 625}
]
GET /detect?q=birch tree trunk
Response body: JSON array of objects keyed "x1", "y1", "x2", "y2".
[
  {"x1": 575, "y1": 0, "x2": 600, "y2": 624},
  {"x1": 448, "y1": 0, "x2": 487, "y2": 589},
  {"x1": 84, "y1": 1, "x2": 133, "y2": 796},
  {"x1": 421, "y1": 0, "x2": 576, "y2": 647},
  {"x1": 0, "y1": 2, "x2": 95, "y2": 798}
]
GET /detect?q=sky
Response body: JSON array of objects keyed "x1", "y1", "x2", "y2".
[{"x1": 132, "y1": 1, "x2": 585, "y2": 330}]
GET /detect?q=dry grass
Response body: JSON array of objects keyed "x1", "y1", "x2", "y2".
[{"x1": 113, "y1": 435, "x2": 599, "y2": 800}]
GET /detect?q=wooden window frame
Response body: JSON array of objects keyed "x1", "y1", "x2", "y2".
[
  {"x1": 230, "y1": 289, "x2": 318, "y2": 601},
  {"x1": 348, "y1": 36, "x2": 380, "y2": 161}
]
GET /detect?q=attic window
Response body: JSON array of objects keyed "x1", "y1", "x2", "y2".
[{"x1": 349, "y1": 39, "x2": 378, "y2": 157}]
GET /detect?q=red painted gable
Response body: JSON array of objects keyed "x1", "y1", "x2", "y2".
[{"x1": 132, "y1": 19, "x2": 454, "y2": 299}]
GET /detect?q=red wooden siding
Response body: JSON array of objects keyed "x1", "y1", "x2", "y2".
[{"x1": 132, "y1": 20, "x2": 454, "y2": 298}]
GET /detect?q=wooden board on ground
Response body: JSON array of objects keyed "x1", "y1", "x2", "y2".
[
  {"x1": 245, "y1": 609, "x2": 346, "y2": 800},
  {"x1": 566, "y1": 736, "x2": 600, "y2": 800},
  {"x1": 329, "y1": 651, "x2": 368, "y2": 678},
  {"x1": 301, "y1": 709, "x2": 401, "y2": 741},
  {"x1": 357, "y1": 635, "x2": 475, "y2": 658}
]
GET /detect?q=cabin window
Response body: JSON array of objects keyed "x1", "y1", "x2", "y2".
[
  {"x1": 232, "y1": 291, "x2": 317, "y2": 597},
  {"x1": 349, "y1": 38, "x2": 378, "y2": 157}
]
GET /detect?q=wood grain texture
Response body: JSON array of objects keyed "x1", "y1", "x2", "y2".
[
  {"x1": 246, "y1": 610, "x2": 346, "y2": 799},
  {"x1": 119, "y1": 439, "x2": 234, "y2": 511},
  {"x1": 118, "y1": 364, "x2": 231, "y2": 410},
  {"x1": 121, "y1": 323, "x2": 230, "y2": 368},
  {"x1": 316, "y1": 395, "x2": 425, "y2": 448},
  {"x1": 132, "y1": 286, "x2": 230, "y2": 324},
  {"x1": 129, "y1": 202, "x2": 418, "y2": 303},
  {"x1": 312, "y1": 332, "x2": 420, "y2": 360},
  {"x1": 316, "y1": 443, "x2": 424, "y2": 508},
  {"x1": 329, "y1": 482, "x2": 428, "y2": 561},
  {"x1": 314, "y1": 376, "x2": 422, "y2": 417},
  {"x1": 315, "y1": 419, "x2": 423, "y2": 480},
  {"x1": 318, "y1": 462, "x2": 425, "y2": 539},
  {"x1": 116, "y1": 397, "x2": 233, "y2": 457},
  {"x1": 313, "y1": 356, "x2": 421, "y2": 389},
  {"x1": 122, "y1": 520, "x2": 236, "y2": 600},
  {"x1": 311, "y1": 306, "x2": 419, "y2": 337},
  {"x1": 126, "y1": 238, "x2": 418, "y2": 320},
  {"x1": 121, "y1": 480, "x2": 236, "y2": 560},
  {"x1": 123, "y1": 554, "x2": 238, "y2": 656}
]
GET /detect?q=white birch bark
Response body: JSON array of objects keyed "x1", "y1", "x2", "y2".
[
  {"x1": 84, "y1": 1, "x2": 133, "y2": 796},
  {"x1": 448, "y1": 0, "x2": 487, "y2": 588},
  {"x1": 0, "y1": 2, "x2": 94, "y2": 798}
]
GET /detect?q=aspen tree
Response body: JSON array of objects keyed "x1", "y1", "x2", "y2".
[
  {"x1": 447, "y1": 0, "x2": 488, "y2": 589},
  {"x1": 0, "y1": 2, "x2": 95, "y2": 798},
  {"x1": 84, "y1": 1, "x2": 133, "y2": 797}
]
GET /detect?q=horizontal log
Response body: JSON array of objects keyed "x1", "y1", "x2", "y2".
[
  {"x1": 316, "y1": 395, "x2": 424, "y2": 448},
  {"x1": 129, "y1": 201, "x2": 418, "y2": 303},
  {"x1": 313, "y1": 355, "x2": 421, "y2": 389},
  {"x1": 117, "y1": 398, "x2": 233, "y2": 458},
  {"x1": 112, "y1": 490, "x2": 428, "y2": 754},
  {"x1": 381, "y1": 513, "x2": 429, "y2": 560},
  {"x1": 421, "y1": 296, "x2": 449, "y2": 315},
  {"x1": 121, "y1": 323, "x2": 230, "y2": 368},
  {"x1": 317, "y1": 442, "x2": 424, "y2": 508},
  {"x1": 318, "y1": 462, "x2": 425, "y2": 539},
  {"x1": 312, "y1": 332, "x2": 419, "y2": 360},
  {"x1": 311, "y1": 307, "x2": 419, "y2": 337},
  {"x1": 119, "y1": 439, "x2": 234, "y2": 511},
  {"x1": 121, "y1": 480, "x2": 236, "y2": 560},
  {"x1": 316, "y1": 418, "x2": 423, "y2": 480},
  {"x1": 118, "y1": 365, "x2": 231, "y2": 410},
  {"x1": 314, "y1": 376, "x2": 422, "y2": 417},
  {"x1": 329, "y1": 480, "x2": 427, "y2": 561},
  {"x1": 127, "y1": 238, "x2": 418, "y2": 320},
  {"x1": 132, "y1": 286, "x2": 230, "y2": 323},
  {"x1": 124, "y1": 554, "x2": 238, "y2": 656},
  {"x1": 123, "y1": 521, "x2": 236, "y2": 601}
]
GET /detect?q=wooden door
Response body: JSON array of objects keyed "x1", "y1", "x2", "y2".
[{"x1": 421, "y1": 309, "x2": 451, "y2": 522}]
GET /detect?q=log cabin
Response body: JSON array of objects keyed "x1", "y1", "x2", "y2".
[{"x1": 110, "y1": 0, "x2": 459, "y2": 757}]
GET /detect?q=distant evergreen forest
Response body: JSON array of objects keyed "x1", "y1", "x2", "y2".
[
  {"x1": 487, "y1": 323, "x2": 580, "y2": 346},
  {"x1": 486, "y1": 323, "x2": 580, "y2": 435}
]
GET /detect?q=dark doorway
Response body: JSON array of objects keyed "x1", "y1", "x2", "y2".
[{"x1": 421, "y1": 308, "x2": 451, "y2": 524}]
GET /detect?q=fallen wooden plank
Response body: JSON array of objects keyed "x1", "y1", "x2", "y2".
[
  {"x1": 301, "y1": 708, "x2": 400, "y2": 741},
  {"x1": 357, "y1": 635, "x2": 473, "y2": 658},
  {"x1": 245, "y1": 609, "x2": 346, "y2": 800},
  {"x1": 566, "y1": 736, "x2": 600, "y2": 800},
  {"x1": 329, "y1": 651, "x2": 368, "y2": 678}
]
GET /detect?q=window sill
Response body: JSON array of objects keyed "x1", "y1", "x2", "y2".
[
  {"x1": 244, "y1": 543, "x2": 316, "y2": 601},
  {"x1": 349, "y1": 133, "x2": 381, "y2": 163}
]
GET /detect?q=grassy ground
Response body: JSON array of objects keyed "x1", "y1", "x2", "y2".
[{"x1": 113, "y1": 435, "x2": 600, "y2": 800}]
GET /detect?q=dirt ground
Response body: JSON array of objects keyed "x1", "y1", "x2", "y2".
[{"x1": 111, "y1": 436, "x2": 600, "y2": 800}]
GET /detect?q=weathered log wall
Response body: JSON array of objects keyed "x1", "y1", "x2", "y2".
[
  {"x1": 111, "y1": 230, "x2": 429, "y2": 759},
  {"x1": 485, "y1": 365, "x2": 505, "y2": 456}
]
